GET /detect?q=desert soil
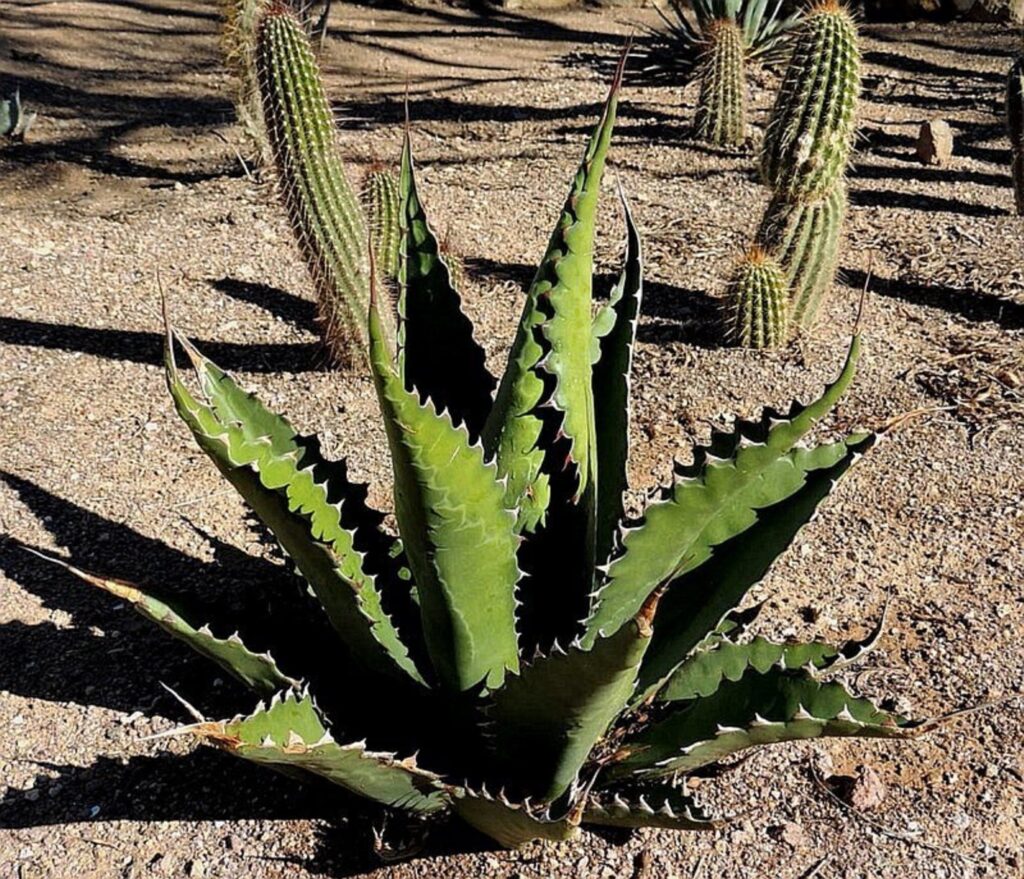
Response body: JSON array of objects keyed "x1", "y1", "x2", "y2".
[{"x1": 1, "y1": 1, "x2": 1023, "y2": 877}]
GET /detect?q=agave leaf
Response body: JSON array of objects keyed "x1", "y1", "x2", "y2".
[
  {"x1": 584, "y1": 337, "x2": 862, "y2": 647},
  {"x1": 450, "y1": 787, "x2": 579, "y2": 848},
  {"x1": 397, "y1": 131, "x2": 495, "y2": 439},
  {"x1": 657, "y1": 631, "x2": 875, "y2": 702},
  {"x1": 30, "y1": 550, "x2": 298, "y2": 695},
  {"x1": 583, "y1": 783, "x2": 721, "y2": 830},
  {"x1": 488, "y1": 592, "x2": 660, "y2": 803},
  {"x1": 610, "y1": 667, "x2": 921, "y2": 780},
  {"x1": 165, "y1": 328, "x2": 426, "y2": 687},
  {"x1": 368, "y1": 298, "x2": 520, "y2": 693},
  {"x1": 193, "y1": 689, "x2": 448, "y2": 814},
  {"x1": 591, "y1": 190, "x2": 643, "y2": 567},
  {"x1": 635, "y1": 431, "x2": 874, "y2": 702},
  {"x1": 483, "y1": 59, "x2": 623, "y2": 531}
]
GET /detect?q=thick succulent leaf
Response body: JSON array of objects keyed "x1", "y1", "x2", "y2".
[
  {"x1": 660, "y1": 635, "x2": 851, "y2": 702},
  {"x1": 584, "y1": 337, "x2": 862, "y2": 646},
  {"x1": 583, "y1": 783, "x2": 721, "y2": 830},
  {"x1": 609, "y1": 667, "x2": 921, "y2": 780},
  {"x1": 483, "y1": 59, "x2": 623, "y2": 530},
  {"x1": 397, "y1": 132, "x2": 495, "y2": 438},
  {"x1": 591, "y1": 191, "x2": 643, "y2": 567},
  {"x1": 635, "y1": 432, "x2": 875, "y2": 701},
  {"x1": 193, "y1": 689, "x2": 448, "y2": 814},
  {"x1": 450, "y1": 787, "x2": 579, "y2": 849},
  {"x1": 367, "y1": 300, "x2": 520, "y2": 692},
  {"x1": 164, "y1": 329, "x2": 426, "y2": 687},
  {"x1": 29, "y1": 551, "x2": 297, "y2": 695},
  {"x1": 488, "y1": 592, "x2": 659, "y2": 802}
]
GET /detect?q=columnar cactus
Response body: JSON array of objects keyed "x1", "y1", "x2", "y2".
[
  {"x1": 756, "y1": 184, "x2": 847, "y2": 328},
  {"x1": 646, "y1": 0, "x2": 802, "y2": 146},
  {"x1": 255, "y1": 8, "x2": 394, "y2": 363},
  {"x1": 221, "y1": 0, "x2": 271, "y2": 165},
  {"x1": 43, "y1": 22, "x2": 935, "y2": 852},
  {"x1": 723, "y1": 247, "x2": 790, "y2": 348},
  {"x1": 695, "y1": 18, "x2": 747, "y2": 147},
  {"x1": 755, "y1": 1, "x2": 860, "y2": 332},
  {"x1": 366, "y1": 168, "x2": 401, "y2": 280},
  {"x1": 1008, "y1": 54, "x2": 1024, "y2": 216},
  {"x1": 761, "y1": 0, "x2": 861, "y2": 202}
]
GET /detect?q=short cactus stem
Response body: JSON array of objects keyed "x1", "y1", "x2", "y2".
[
  {"x1": 761, "y1": 1, "x2": 861, "y2": 202},
  {"x1": 695, "y1": 18, "x2": 747, "y2": 148},
  {"x1": 756, "y1": 185, "x2": 846, "y2": 330},
  {"x1": 1008, "y1": 55, "x2": 1024, "y2": 216},
  {"x1": 366, "y1": 168, "x2": 401, "y2": 280},
  {"x1": 255, "y1": 7, "x2": 394, "y2": 364},
  {"x1": 724, "y1": 247, "x2": 790, "y2": 349}
]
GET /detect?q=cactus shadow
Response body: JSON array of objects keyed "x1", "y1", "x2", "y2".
[
  {"x1": 0, "y1": 315, "x2": 329, "y2": 373},
  {"x1": 847, "y1": 187, "x2": 1007, "y2": 218},
  {"x1": 637, "y1": 279, "x2": 724, "y2": 350},
  {"x1": 210, "y1": 277, "x2": 319, "y2": 334},
  {"x1": 843, "y1": 269, "x2": 1024, "y2": 331}
]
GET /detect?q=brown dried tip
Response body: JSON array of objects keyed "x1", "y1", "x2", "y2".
[
  {"x1": 265, "y1": 0, "x2": 295, "y2": 17},
  {"x1": 635, "y1": 586, "x2": 666, "y2": 638},
  {"x1": 744, "y1": 245, "x2": 771, "y2": 265}
]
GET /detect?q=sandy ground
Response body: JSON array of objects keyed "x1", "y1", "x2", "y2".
[{"x1": 1, "y1": 1, "x2": 1023, "y2": 877}]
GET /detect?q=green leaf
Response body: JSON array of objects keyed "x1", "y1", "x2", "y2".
[
  {"x1": 397, "y1": 132, "x2": 496, "y2": 438},
  {"x1": 488, "y1": 592, "x2": 659, "y2": 802},
  {"x1": 164, "y1": 328, "x2": 426, "y2": 687},
  {"x1": 367, "y1": 298, "x2": 520, "y2": 692},
  {"x1": 609, "y1": 666, "x2": 921, "y2": 780},
  {"x1": 30, "y1": 550, "x2": 297, "y2": 695},
  {"x1": 194, "y1": 689, "x2": 448, "y2": 814},
  {"x1": 483, "y1": 62, "x2": 624, "y2": 531},
  {"x1": 450, "y1": 787, "x2": 579, "y2": 848},
  {"x1": 659, "y1": 601, "x2": 888, "y2": 701},
  {"x1": 584, "y1": 337, "x2": 862, "y2": 646},
  {"x1": 583, "y1": 783, "x2": 720, "y2": 830},
  {"x1": 591, "y1": 190, "x2": 643, "y2": 567},
  {"x1": 658, "y1": 636, "x2": 840, "y2": 702},
  {"x1": 635, "y1": 431, "x2": 875, "y2": 701}
]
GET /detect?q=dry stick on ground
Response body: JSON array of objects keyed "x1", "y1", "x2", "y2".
[{"x1": 807, "y1": 757, "x2": 983, "y2": 866}]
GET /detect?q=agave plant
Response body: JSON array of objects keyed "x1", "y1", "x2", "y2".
[
  {"x1": 38, "y1": 7, "x2": 932, "y2": 851},
  {"x1": 636, "y1": 0, "x2": 802, "y2": 146}
]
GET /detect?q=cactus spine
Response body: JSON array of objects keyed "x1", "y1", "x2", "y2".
[
  {"x1": 1008, "y1": 55, "x2": 1024, "y2": 216},
  {"x1": 695, "y1": 18, "x2": 747, "y2": 147},
  {"x1": 724, "y1": 248, "x2": 789, "y2": 349},
  {"x1": 366, "y1": 168, "x2": 401, "y2": 280},
  {"x1": 755, "y1": 1, "x2": 860, "y2": 332},
  {"x1": 255, "y1": 7, "x2": 394, "y2": 363}
]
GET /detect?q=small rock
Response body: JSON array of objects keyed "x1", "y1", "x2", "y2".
[
  {"x1": 185, "y1": 859, "x2": 205, "y2": 878},
  {"x1": 916, "y1": 120, "x2": 954, "y2": 166},
  {"x1": 833, "y1": 764, "x2": 887, "y2": 811},
  {"x1": 224, "y1": 834, "x2": 242, "y2": 852},
  {"x1": 771, "y1": 821, "x2": 808, "y2": 848}
]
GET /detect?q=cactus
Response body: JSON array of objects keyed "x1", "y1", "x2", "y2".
[
  {"x1": 694, "y1": 18, "x2": 747, "y2": 147},
  {"x1": 756, "y1": 183, "x2": 846, "y2": 329},
  {"x1": 221, "y1": 0, "x2": 272, "y2": 165},
  {"x1": 724, "y1": 247, "x2": 789, "y2": 348},
  {"x1": 753, "y1": 1, "x2": 860, "y2": 332},
  {"x1": 365, "y1": 168, "x2": 401, "y2": 280},
  {"x1": 255, "y1": 8, "x2": 394, "y2": 363},
  {"x1": 642, "y1": 0, "x2": 802, "y2": 145},
  {"x1": 44, "y1": 31, "x2": 935, "y2": 853},
  {"x1": 1008, "y1": 54, "x2": 1024, "y2": 216},
  {"x1": 0, "y1": 88, "x2": 37, "y2": 141},
  {"x1": 761, "y1": 0, "x2": 861, "y2": 202}
]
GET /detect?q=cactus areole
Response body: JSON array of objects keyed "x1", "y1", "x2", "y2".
[{"x1": 46, "y1": 11, "x2": 933, "y2": 851}]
